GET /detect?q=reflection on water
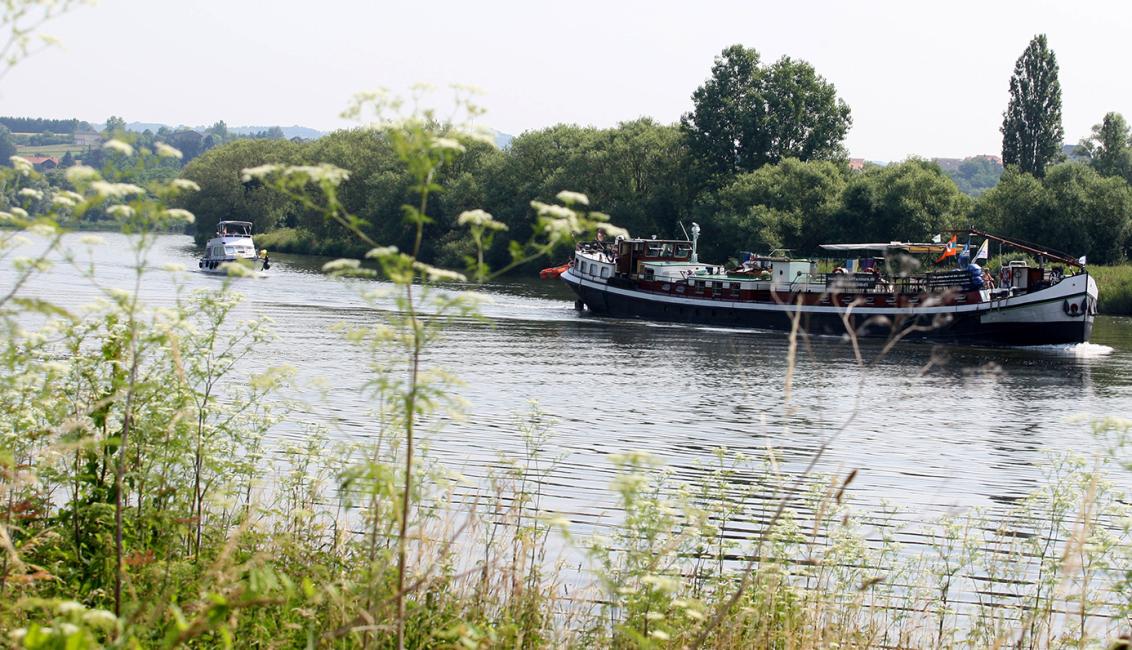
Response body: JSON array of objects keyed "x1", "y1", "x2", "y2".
[{"x1": 9, "y1": 233, "x2": 1132, "y2": 530}]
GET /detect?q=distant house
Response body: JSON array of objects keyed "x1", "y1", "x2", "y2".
[
  {"x1": 848, "y1": 158, "x2": 866, "y2": 171},
  {"x1": 23, "y1": 155, "x2": 60, "y2": 170}
]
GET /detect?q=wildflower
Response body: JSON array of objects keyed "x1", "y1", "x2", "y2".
[
  {"x1": 43, "y1": 361, "x2": 70, "y2": 375},
  {"x1": 52, "y1": 194, "x2": 77, "y2": 208},
  {"x1": 57, "y1": 622, "x2": 79, "y2": 636},
  {"x1": 80, "y1": 235, "x2": 105, "y2": 246},
  {"x1": 28, "y1": 222, "x2": 55, "y2": 237},
  {"x1": 11, "y1": 207, "x2": 29, "y2": 219},
  {"x1": 556, "y1": 190, "x2": 589, "y2": 206},
  {"x1": 597, "y1": 223, "x2": 630, "y2": 239},
  {"x1": 414, "y1": 261, "x2": 466, "y2": 282},
  {"x1": 649, "y1": 630, "x2": 670, "y2": 641},
  {"x1": 458, "y1": 209, "x2": 508, "y2": 231},
  {"x1": 365, "y1": 245, "x2": 400, "y2": 259},
  {"x1": 107, "y1": 205, "x2": 134, "y2": 218},
  {"x1": 530, "y1": 200, "x2": 575, "y2": 220},
  {"x1": 57, "y1": 601, "x2": 85, "y2": 615},
  {"x1": 65, "y1": 165, "x2": 100, "y2": 184},
  {"x1": 322, "y1": 258, "x2": 361, "y2": 273},
  {"x1": 432, "y1": 136, "x2": 466, "y2": 153},
  {"x1": 163, "y1": 208, "x2": 195, "y2": 223},
  {"x1": 18, "y1": 188, "x2": 44, "y2": 201},
  {"x1": 241, "y1": 163, "x2": 284, "y2": 182},
  {"x1": 82, "y1": 609, "x2": 117, "y2": 629},
  {"x1": 155, "y1": 142, "x2": 183, "y2": 159},
  {"x1": 640, "y1": 574, "x2": 679, "y2": 592},
  {"x1": 10, "y1": 156, "x2": 33, "y2": 174},
  {"x1": 8, "y1": 628, "x2": 27, "y2": 641},
  {"x1": 684, "y1": 609, "x2": 705, "y2": 621},
  {"x1": 171, "y1": 178, "x2": 201, "y2": 192},
  {"x1": 103, "y1": 139, "x2": 135, "y2": 156},
  {"x1": 645, "y1": 611, "x2": 665, "y2": 621},
  {"x1": 91, "y1": 181, "x2": 144, "y2": 198},
  {"x1": 290, "y1": 164, "x2": 350, "y2": 185}
]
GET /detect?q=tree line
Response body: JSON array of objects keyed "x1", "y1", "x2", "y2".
[{"x1": 69, "y1": 39, "x2": 1132, "y2": 267}]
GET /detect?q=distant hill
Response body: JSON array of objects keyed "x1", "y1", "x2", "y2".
[
  {"x1": 110, "y1": 121, "x2": 325, "y2": 140},
  {"x1": 107, "y1": 121, "x2": 512, "y2": 145},
  {"x1": 228, "y1": 125, "x2": 324, "y2": 140}
]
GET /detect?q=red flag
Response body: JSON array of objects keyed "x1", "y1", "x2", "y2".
[{"x1": 935, "y1": 235, "x2": 958, "y2": 263}]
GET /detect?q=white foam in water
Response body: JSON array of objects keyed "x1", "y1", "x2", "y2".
[{"x1": 1028, "y1": 342, "x2": 1115, "y2": 357}]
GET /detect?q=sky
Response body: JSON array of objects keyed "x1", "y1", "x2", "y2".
[{"x1": 2, "y1": 0, "x2": 1129, "y2": 162}]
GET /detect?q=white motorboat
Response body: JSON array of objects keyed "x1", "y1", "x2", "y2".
[{"x1": 198, "y1": 220, "x2": 269, "y2": 274}]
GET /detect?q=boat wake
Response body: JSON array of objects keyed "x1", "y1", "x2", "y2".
[{"x1": 1027, "y1": 342, "x2": 1115, "y2": 357}]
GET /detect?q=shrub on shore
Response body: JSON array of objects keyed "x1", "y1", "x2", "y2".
[{"x1": 1090, "y1": 264, "x2": 1132, "y2": 315}]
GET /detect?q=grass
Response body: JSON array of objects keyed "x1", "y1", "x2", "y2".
[{"x1": 1089, "y1": 264, "x2": 1132, "y2": 315}]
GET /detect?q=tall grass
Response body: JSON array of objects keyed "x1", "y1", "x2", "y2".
[
  {"x1": 1089, "y1": 264, "x2": 1132, "y2": 315},
  {"x1": 4, "y1": 90, "x2": 1132, "y2": 649}
]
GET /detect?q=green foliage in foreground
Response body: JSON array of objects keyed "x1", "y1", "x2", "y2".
[{"x1": 4, "y1": 119, "x2": 1132, "y2": 649}]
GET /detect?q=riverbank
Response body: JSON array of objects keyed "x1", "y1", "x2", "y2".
[
  {"x1": 1089, "y1": 264, "x2": 1132, "y2": 315},
  {"x1": 253, "y1": 226, "x2": 369, "y2": 259},
  {"x1": 253, "y1": 227, "x2": 1132, "y2": 316}
]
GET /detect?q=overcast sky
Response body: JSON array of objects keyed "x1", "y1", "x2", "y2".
[{"x1": 3, "y1": 0, "x2": 1128, "y2": 161}]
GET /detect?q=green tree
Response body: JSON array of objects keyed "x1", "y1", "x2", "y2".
[
  {"x1": 976, "y1": 163, "x2": 1131, "y2": 264},
  {"x1": 947, "y1": 156, "x2": 1003, "y2": 196},
  {"x1": 1077, "y1": 112, "x2": 1132, "y2": 181},
  {"x1": 179, "y1": 138, "x2": 305, "y2": 242},
  {"x1": 0, "y1": 124, "x2": 15, "y2": 165},
  {"x1": 681, "y1": 44, "x2": 851, "y2": 178},
  {"x1": 103, "y1": 115, "x2": 126, "y2": 136},
  {"x1": 694, "y1": 158, "x2": 847, "y2": 259},
  {"x1": 833, "y1": 159, "x2": 971, "y2": 245},
  {"x1": 1001, "y1": 34, "x2": 1064, "y2": 178}
]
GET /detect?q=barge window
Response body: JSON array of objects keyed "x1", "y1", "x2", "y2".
[{"x1": 600, "y1": 266, "x2": 609, "y2": 278}]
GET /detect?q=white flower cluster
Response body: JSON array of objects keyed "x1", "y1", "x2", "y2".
[
  {"x1": 18, "y1": 188, "x2": 44, "y2": 201},
  {"x1": 413, "y1": 261, "x2": 466, "y2": 282},
  {"x1": 365, "y1": 245, "x2": 400, "y2": 259},
  {"x1": 10, "y1": 156, "x2": 33, "y2": 174},
  {"x1": 431, "y1": 136, "x2": 466, "y2": 153},
  {"x1": 171, "y1": 178, "x2": 201, "y2": 192},
  {"x1": 107, "y1": 205, "x2": 134, "y2": 218},
  {"x1": 241, "y1": 164, "x2": 350, "y2": 186},
  {"x1": 65, "y1": 165, "x2": 100, "y2": 185},
  {"x1": 91, "y1": 181, "x2": 144, "y2": 199},
  {"x1": 52, "y1": 190, "x2": 84, "y2": 208},
  {"x1": 103, "y1": 139, "x2": 135, "y2": 156},
  {"x1": 596, "y1": 222, "x2": 631, "y2": 239},
  {"x1": 457, "y1": 209, "x2": 507, "y2": 231},
  {"x1": 163, "y1": 208, "x2": 195, "y2": 223},
  {"x1": 322, "y1": 258, "x2": 361, "y2": 273},
  {"x1": 555, "y1": 190, "x2": 589, "y2": 206},
  {"x1": 240, "y1": 163, "x2": 284, "y2": 182},
  {"x1": 155, "y1": 142, "x2": 183, "y2": 159}
]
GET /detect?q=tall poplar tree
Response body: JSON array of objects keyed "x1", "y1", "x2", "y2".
[{"x1": 1001, "y1": 34, "x2": 1064, "y2": 178}]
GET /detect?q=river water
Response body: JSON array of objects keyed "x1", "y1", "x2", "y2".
[{"x1": 9, "y1": 233, "x2": 1132, "y2": 536}]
